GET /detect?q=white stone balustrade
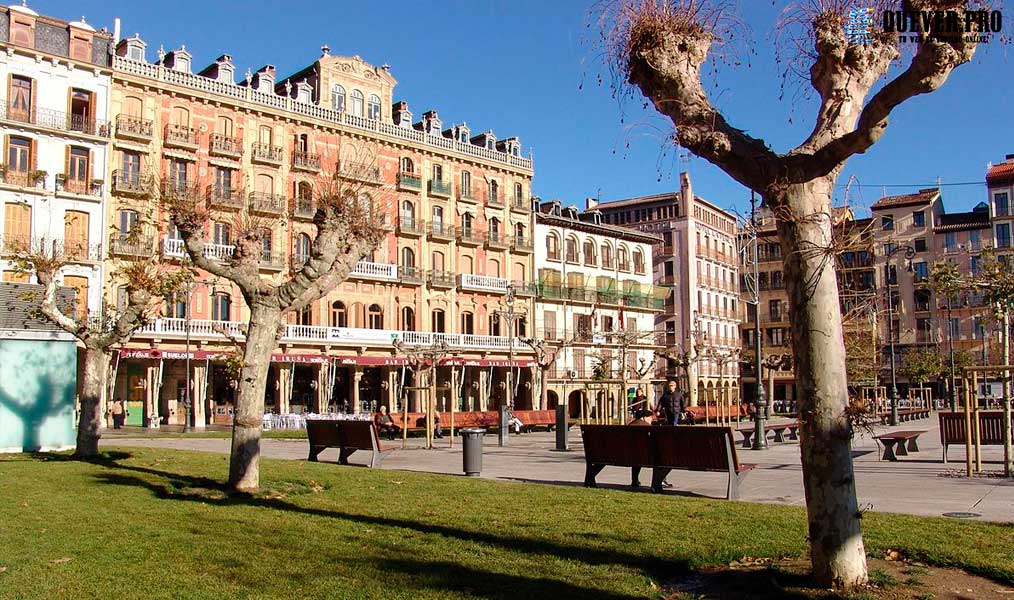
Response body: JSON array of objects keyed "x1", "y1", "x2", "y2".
[
  {"x1": 350, "y1": 261, "x2": 398, "y2": 281},
  {"x1": 458, "y1": 274, "x2": 511, "y2": 293}
]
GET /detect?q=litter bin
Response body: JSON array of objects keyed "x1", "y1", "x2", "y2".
[{"x1": 461, "y1": 428, "x2": 486, "y2": 477}]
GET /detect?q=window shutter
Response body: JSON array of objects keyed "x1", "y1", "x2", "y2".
[
  {"x1": 29, "y1": 138, "x2": 37, "y2": 172},
  {"x1": 64, "y1": 146, "x2": 71, "y2": 179},
  {"x1": 29, "y1": 78, "x2": 36, "y2": 121}
]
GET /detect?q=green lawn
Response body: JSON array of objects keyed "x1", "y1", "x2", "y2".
[{"x1": 0, "y1": 449, "x2": 1011, "y2": 600}]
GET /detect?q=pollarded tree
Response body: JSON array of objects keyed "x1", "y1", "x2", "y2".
[
  {"x1": 10, "y1": 242, "x2": 189, "y2": 456},
  {"x1": 600, "y1": 0, "x2": 984, "y2": 588},
  {"x1": 161, "y1": 160, "x2": 387, "y2": 492},
  {"x1": 900, "y1": 346, "x2": 944, "y2": 389}
]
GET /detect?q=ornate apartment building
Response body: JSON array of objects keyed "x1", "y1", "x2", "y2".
[
  {"x1": 0, "y1": 5, "x2": 113, "y2": 319},
  {"x1": 533, "y1": 201, "x2": 662, "y2": 418},
  {"x1": 588, "y1": 172, "x2": 742, "y2": 406},
  {"x1": 102, "y1": 29, "x2": 537, "y2": 426}
]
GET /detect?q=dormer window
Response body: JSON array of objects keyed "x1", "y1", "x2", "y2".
[
  {"x1": 367, "y1": 94, "x2": 381, "y2": 120},
  {"x1": 220, "y1": 64, "x2": 234, "y2": 83},
  {"x1": 166, "y1": 46, "x2": 193, "y2": 74},
  {"x1": 459, "y1": 131, "x2": 468, "y2": 143},
  {"x1": 296, "y1": 81, "x2": 313, "y2": 104},
  {"x1": 486, "y1": 138, "x2": 495, "y2": 150},
  {"x1": 128, "y1": 45, "x2": 143, "y2": 61},
  {"x1": 512, "y1": 145, "x2": 520, "y2": 157},
  {"x1": 118, "y1": 34, "x2": 147, "y2": 62},
  {"x1": 332, "y1": 85, "x2": 346, "y2": 112}
]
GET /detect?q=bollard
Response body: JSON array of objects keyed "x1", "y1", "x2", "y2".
[
  {"x1": 461, "y1": 428, "x2": 485, "y2": 476},
  {"x1": 498, "y1": 406, "x2": 508, "y2": 447},
  {"x1": 555, "y1": 405, "x2": 568, "y2": 451}
]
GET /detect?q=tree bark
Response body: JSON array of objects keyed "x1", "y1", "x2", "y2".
[
  {"x1": 75, "y1": 347, "x2": 107, "y2": 457},
  {"x1": 228, "y1": 304, "x2": 280, "y2": 492},
  {"x1": 776, "y1": 178, "x2": 867, "y2": 589}
]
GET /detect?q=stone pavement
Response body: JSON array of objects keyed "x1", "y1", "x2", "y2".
[{"x1": 102, "y1": 417, "x2": 1014, "y2": 522}]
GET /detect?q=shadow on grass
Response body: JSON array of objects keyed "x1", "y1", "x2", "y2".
[{"x1": 88, "y1": 458, "x2": 694, "y2": 583}]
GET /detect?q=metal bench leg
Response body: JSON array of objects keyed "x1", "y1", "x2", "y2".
[
  {"x1": 741, "y1": 429, "x2": 754, "y2": 449},
  {"x1": 308, "y1": 445, "x2": 323, "y2": 462},
  {"x1": 942, "y1": 444, "x2": 948, "y2": 464},
  {"x1": 584, "y1": 464, "x2": 605, "y2": 488},
  {"x1": 894, "y1": 441, "x2": 909, "y2": 457},
  {"x1": 773, "y1": 428, "x2": 786, "y2": 443},
  {"x1": 338, "y1": 447, "x2": 356, "y2": 465},
  {"x1": 881, "y1": 440, "x2": 898, "y2": 461},
  {"x1": 906, "y1": 438, "x2": 920, "y2": 452},
  {"x1": 788, "y1": 427, "x2": 799, "y2": 441}
]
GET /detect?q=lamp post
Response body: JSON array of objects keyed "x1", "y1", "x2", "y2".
[
  {"x1": 885, "y1": 244, "x2": 916, "y2": 426},
  {"x1": 748, "y1": 191, "x2": 768, "y2": 449},
  {"x1": 495, "y1": 284, "x2": 523, "y2": 446},
  {"x1": 179, "y1": 281, "x2": 194, "y2": 433}
]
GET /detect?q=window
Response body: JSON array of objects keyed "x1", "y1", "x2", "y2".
[
  {"x1": 514, "y1": 223, "x2": 526, "y2": 245},
  {"x1": 331, "y1": 301, "x2": 347, "y2": 328},
  {"x1": 769, "y1": 299, "x2": 781, "y2": 321},
  {"x1": 884, "y1": 242, "x2": 897, "y2": 255},
  {"x1": 971, "y1": 255, "x2": 980, "y2": 275},
  {"x1": 944, "y1": 232, "x2": 957, "y2": 251},
  {"x1": 367, "y1": 304, "x2": 383, "y2": 329},
  {"x1": 432, "y1": 309, "x2": 446, "y2": 333},
  {"x1": 296, "y1": 305, "x2": 312, "y2": 326},
  {"x1": 261, "y1": 229, "x2": 273, "y2": 261},
  {"x1": 914, "y1": 238, "x2": 927, "y2": 252},
  {"x1": 332, "y1": 85, "x2": 346, "y2": 112},
  {"x1": 633, "y1": 248, "x2": 645, "y2": 274},
  {"x1": 294, "y1": 233, "x2": 311, "y2": 262},
  {"x1": 3, "y1": 203, "x2": 31, "y2": 248},
  {"x1": 63, "y1": 210, "x2": 89, "y2": 257},
  {"x1": 214, "y1": 167, "x2": 233, "y2": 196},
  {"x1": 514, "y1": 182, "x2": 523, "y2": 202},
  {"x1": 120, "y1": 151, "x2": 140, "y2": 183},
  {"x1": 488, "y1": 179, "x2": 499, "y2": 202},
  {"x1": 949, "y1": 317, "x2": 960, "y2": 339},
  {"x1": 914, "y1": 289, "x2": 931, "y2": 311},
  {"x1": 460, "y1": 311, "x2": 474, "y2": 335},
  {"x1": 433, "y1": 164, "x2": 443, "y2": 182},
  {"x1": 617, "y1": 246, "x2": 630, "y2": 270},
  {"x1": 882, "y1": 215, "x2": 894, "y2": 231},
  {"x1": 10, "y1": 75, "x2": 33, "y2": 122},
  {"x1": 401, "y1": 247, "x2": 415, "y2": 268},
  {"x1": 165, "y1": 291, "x2": 187, "y2": 319},
  {"x1": 10, "y1": 15, "x2": 34, "y2": 47},
  {"x1": 916, "y1": 317, "x2": 932, "y2": 343},
  {"x1": 997, "y1": 223, "x2": 1011, "y2": 248},
  {"x1": 970, "y1": 230, "x2": 981, "y2": 251},
  {"x1": 431, "y1": 251, "x2": 445, "y2": 271},
  {"x1": 401, "y1": 157, "x2": 414, "y2": 174},
  {"x1": 68, "y1": 147, "x2": 89, "y2": 183},
  {"x1": 489, "y1": 218, "x2": 501, "y2": 242},
  {"x1": 432, "y1": 205, "x2": 444, "y2": 227},
  {"x1": 994, "y1": 192, "x2": 1009, "y2": 217},
  {"x1": 488, "y1": 315, "x2": 501, "y2": 337},
  {"x1": 211, "y1": 293, "x2": 231, "y2": 321},
  {"x1": 583, "y1": 240, "x2": 596, "y2": 266},
  {"x1": 565, "y1": 236, "x2": 578, "y2": 263},
  {"x1": 546, "y1": 233, "x2": 560, "y2": 260},
  {"x1": 7, "y1": 136, "x2": 31, "y2": 174},
  {"x1": 213, "y1": 222, "x2": 231, "y2": 246},
  {"x1": 350, "y1": 90, "x2": 364, "y2": 117},
  {"x1": 600, "y1": 243, "x2": 613, "y2": 268},
  {"x1": 367, "y1": 94, "x2": 381, "y2": 120},
  {"x1": 885, "y1": 264, "x2": 897, "y2": 285},
  {"x1": 401, "y1": 307, "x2": 415, "y2": 331},
  {"x1": 913, "y1": 261, "x2": 929, "y2": 281},
  {"x1": 912, "y1": 210, "x2": 925, "y2": 227},
  {"x1": 400, "y1": 200, "x2": 415, "y2": 225},
  {"x1": 169, "y1": 159, "x2": 189, "y2": 190},
  {"x1": 461, "y1": 213, "x2": 474, "y2": 235},
  {"x1": 461, "y1": 171, "x2": 471, "y2": 196},
  {"x1": 64, "y1": 275, "x2": 89, "y2": 318}
]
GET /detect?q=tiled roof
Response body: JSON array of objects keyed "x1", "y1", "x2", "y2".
[
  {"x1": 595, "y1": 192, "x2": 679, "y2": 210},
  {"x1": 871, "y1": 189, "x2": 939, "y2": 210},
  {"x1": 535, "y1": 212, "x2": 662, "y2": 244},
  {"x1": 987, "y1": 162, "x2": 1014, "y2": 185},
  {"x1": 0, "y1": 283, "x2": 75, "y2": 334},
  {"x1": 934, "y1": 210, "x2": 990, "y2": 232}
]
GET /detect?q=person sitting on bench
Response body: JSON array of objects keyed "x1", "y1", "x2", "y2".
[
  {"x1": 506, "y1": 409, "x2": 524, "y2": 434},
  {"x1": 374, "y1": 405, "x2": 400, "y2": 441}
]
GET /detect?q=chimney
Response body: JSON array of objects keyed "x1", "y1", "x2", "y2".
[
  {"x1": 585, "y1": 197, "x2": 598, "y2": 210},
  {"x1": 679, "y1": 171, "x2": 693, "y2": 207}
]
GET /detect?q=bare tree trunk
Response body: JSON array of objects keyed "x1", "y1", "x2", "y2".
[
  {"x1": 776, "y1": 179, "x2": 867, "y2": 588},
  {"x1": 228, "y1": 304, "x2": 280, "y2": 492},
  {"x1": 539, "y1": 366, "x2": 549, "y2": 410},
  {"x1": 75, "y1": 347, "x2": 107, "y2": 457}
]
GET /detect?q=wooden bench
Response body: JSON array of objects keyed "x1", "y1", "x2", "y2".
[
  {"x1": 939, "y1": 411, "x2": 1014, "y2": 463},
  {"x1": 580, "y1": 425, "x2": 756, "y2": 500},
  {"x1": 878, "y1": 408, "x2": 931, "y2": 425},
  {"x1": 512, "y1": 409, "x2": 577, "y2": 432},
  {"x1": 685, "y1": 404, "x2": 750, "y2": 423},
  {"x1": 737, "y1": 420, "x2": 800, "y2": 448},
  {"x1": 306, "y1": 419, "x2": 394, "y2": 468},
  {"x1": 873, "y1": 430, "x2": 926, "y2": 461}
]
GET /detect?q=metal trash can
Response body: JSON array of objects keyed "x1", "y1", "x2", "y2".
[{"x1": 461, "y1": 428, "x2": 486, "y2": 477}]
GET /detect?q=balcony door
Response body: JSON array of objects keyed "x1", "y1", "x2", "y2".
[
  {"x1": 9, "y1": 75, "x2": 33, "y2": 122},
  {"x1": 3, "y1": 203, "x2": 31, "y2": 249},
  {"x1": 69, "y1": 89, "x2": 94, "y2": 133},
  {"x1": 63, "y1": 275, "x2": 89, "y2": 319},
  {"x1": 63, "y1": 210, "x2": 89, "y2": 257}
]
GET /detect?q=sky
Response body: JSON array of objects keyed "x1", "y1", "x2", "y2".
[{"x1": 32, "y1": 0, "x2": 1014, "y2": 218}]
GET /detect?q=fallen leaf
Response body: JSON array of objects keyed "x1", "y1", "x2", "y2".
[
  {"x1": 0, "y1": 566, "x2": 8, "y2": 574},
  {"x1": 390, "y1": 481, "x2": 403, "y2": 485},
  {"x1": 51, "y1": 557, "x2": 72, "y2": 565}
]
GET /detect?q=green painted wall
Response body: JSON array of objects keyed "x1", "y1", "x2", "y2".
[{"x1": 0, "y1": 339, "x2": 77, "y2": 452}]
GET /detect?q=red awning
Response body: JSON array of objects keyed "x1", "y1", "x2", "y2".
[{"x1": 118, "y1": 349, "x2": 533, "y2": 368}]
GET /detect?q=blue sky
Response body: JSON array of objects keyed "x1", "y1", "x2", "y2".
[{"x1": 37, "y1": 0, "x2": 1013, "y2": 218}]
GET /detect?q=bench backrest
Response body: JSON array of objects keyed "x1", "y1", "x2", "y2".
[
  {"x1": 653, "y1": 425, "x2": 737, "y2": 472},
  {"x1": 580, "y1": 425, "x2": 654, "y2": 467},
  {"x1": 977, "y1": 412, "x2": 1009, "y2": 444},
  {"x1": 307, "y1": 419, "x2": 378, "y2": 451},
  {"x1": 513, "y1": 410, "x2": 557, "y2": 425},
  {"x1": 939, "y1": 411, "x2": 1013, "y2": 445}
]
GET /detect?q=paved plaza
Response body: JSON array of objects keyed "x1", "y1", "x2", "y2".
[{"x1": 103, "y1": 419, "x2": 1014, "y2": 522}]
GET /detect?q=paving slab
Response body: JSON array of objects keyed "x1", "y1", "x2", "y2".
[{"x1": 102, "y1": 417, "x2": 1014, "y2": 522}]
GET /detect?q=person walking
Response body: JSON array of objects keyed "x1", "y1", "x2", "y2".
[
  {"x1": 656, "y1": 379, "x2": 686, "y2": 426},
  {"x1": 110, "y1": 398, "x2": 126, "y2": 429}
]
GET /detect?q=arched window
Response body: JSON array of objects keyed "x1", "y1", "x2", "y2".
[
  {"x1": 460, "y1": 254, "x2": 474, "y2": 274},
  {"x1": 565, "y1": 236, "x2": 578, "y2": 263},
  {"x1": 367, "y1": 94, "x2": 381, "y2": 120},
  {"x1": 461, "y1": 212, "x2": 474, "y2": 234},
  {"x1": 401, "y1": 306, "x2": 415, "y2": 331},
  {"x1": 401, "y1": 157, "x2": 414, "y2": 174},
  {"x1": 461, "y1": 171, "x2": 472, "y2": 197},
  {"x1": 123, "y1": 96, "x2": 143, "y2": 117},
  {"x1": 514, "y1": 182, "x2": 523, "y2": 202},
  {"x1": 296, "y1": 181, "x2": 312, "y2": 201},
  {"x1": 331, "y1": 301, "x2": 347, "y2": 328},
  {"x1": 358, "y1": 192, "x2": 373, "y2": 216},
  {"x1": 489, "y1": 217, "x2": 501, "y2": 240},
  {"x1": 332, "y1": 85, "x2": 346, "y2": 112},
  {"x1": 514, "y1": 222, "x2": 526, "y2": 245},
  {"x1": 513, "y1": 262, "x2": 526, "y2": 282},
  {"x1": 488, "y1": 179, "x2": 499, "y2": 203},
  {"x1": 583, "y1": 239, "x2": 596, "y2": 266},
  {"x1": 432, "y1": 309, "x2": 446, "y2": 333},
  {"x1": 546, "y1": 233, "x2": 560, "y2": 260},
  {"x1": 350, "y1": 90, "x2": 364, "y2": 117},
  {"x1": 432, "y1": 251, "x2": 445, "y2": 271},
  {"x1": 171, "y1": 106, "x2": 190, "y2": 126},
  {"x1": 256, "y1": 173, "x2": 274, "y2": 194},
  {"x1": 217, "y1": 116, "x2": 233, "y2": 136},
  {"x1": 297, "y1": 304, "x2": 312, "y2": 326},
  {"x1": 368, "y1": 304, "x2": 383, "y2": 329},
  {"x1": 488, "y1": 258, "x2": 501, "y2": 277},
  {"x1": 633, "y1": 248, "x2": 645, "y2": 274},
  {"x1": 294, "y1": 233, "x2": 311, "y2": 264},
  {"x1": 460, "y1": 311, "x2": 474, "y2": 335},
  {"x1": 432, "y1": 205, "x2": 444, "y2": 226},
  {"x1": 401, "y1": 247, "x2": 415, "y2": 268},
  {"x1": 600, "y1": 243, "x2": 613, "y2": 268},
  {"x1": 400, "y1": 199, "x2": 415, "y2": 223},
  {"x1": 618, "y1": 246, "x2": 630, "y2": 271},
  {"x1": 211, "y1": 292, "x2": 231, "y2": 321},
  {"x1": 213, "y1": 221, "x2": 231, "y2": 246}
]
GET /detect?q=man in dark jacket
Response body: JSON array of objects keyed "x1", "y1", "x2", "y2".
[{"x1": 656, "y1": 379, "x2": 686, "y2": 426}]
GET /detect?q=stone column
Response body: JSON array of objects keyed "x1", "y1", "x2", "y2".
[
  {"x1": 314, "y1": 364, "x2": 327, "y2": 413},
  {"x1": 192, "y1": 363, "x2": 207, "y2": 429},
  {"x1": 278, "y1": 364, "x2": 291, "y2": 414},
  {"x1": 478, "y1": 369, "x2": 489, "y2": 411},
  {"x1": 146, "y1": 365, "x2": 160, "y2": 428},
  {"x1": 386, "y1": 368, "x2": 398, "y2": 410},
  {"x1": 352, "y1": 367, "x2": 363, "y2": 415}
]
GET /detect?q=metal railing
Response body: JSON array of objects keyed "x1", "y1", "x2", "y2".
[
  {"x1": 1, "y1": 102, "x2": 110, "y2": 137},
  {"x1": 339, "y1": 160, "x2": 380, "y2": 183},
  {"x1": 207, "y1": 185, "x2": 245, "y2": 209},
  {"x1": 115, "y1": 115, "x2": 153, "y2": 139},
  {"x1": 165, "y1": 123, "x2": 199, "y2": 147},
  {"x1": 293, "y1": 151, "x2": 321, "y2": 171},
  {"x1": 249, "y1": 191, "x2": 286, "y2": 215},
  {"x1": 111, "y1": 170, "x2": 152, "y2": 195},
  {"x1": 210, "y1": 133, "x2": 243, "y2": 157},
  {"x1": 398, "y1": 216, "x2": 425, "y2": 235},
  {"x1": 251, "y1": 142, "x2": 284, "y2": 164},
  {"x1": 55, "y1": 174, "x2": 102, "y2": 197},
  {"x1": 398, "y1": 172, "x2": 422, "y2": 191},
  {"x1": 428, "y1": 179, "x2": 452, "y2": 197},
  {"x1": 428, "y1": 221, "x2": 456, "y2": 239},
  {"x1": 293, "y1": 198, "x2": 315, "y2": 219}
]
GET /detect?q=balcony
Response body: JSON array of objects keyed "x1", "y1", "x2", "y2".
[
  {"x1": 458, "y1": 273, "x2": 511, "y2": 294},
  {"x1": 251, "y1": 142, "x2": 284, "y2": 166},
  {"x1": 487, "y1": 192, "x2": 505, "y2": 209},
  {"x1": 428, "y1": 179, "x2": 452, "y2": 198},
  {"x1": 293, "y1": 198, "x2": 316, "y2": 220},
  {"x1": 350, "y1": 261, "x2": 398, "y2": 282},
  {"x1": 568, "y1": 287, "x2": 596, "y2": 303},
  {"x1": 52, "y1": 239, "x2": 102, "y2": 262},
  {"x1": 0, "y1": 103, "x2": 110, "y2": 138},
  {"x1": 164, "y1": 124, "x2": 199, "y2": 150},
  {"x1": 511, "y1": 197, "x2": 531, "y2": 214},
  {"x1": 339, "y1": 161, "x2": 381, "y2": 184},
  {"x1": 397, "y1": 172, "x2": 422, "y2": 192},
  {"x1": 111, "y1": 171, "x2": 151, "y2": 196},
  {"x1": 486, "y1": 231, "x2": 509, "y2": 250},
  {"x1": 260, "y1": 253, "x2": 285, "y2": 271},
  {"x1": 1, "y1": 170, "x2": 46, "y2": 190},
  {"x1": 210, "y1": 134, "x2": 243, "y2": 159},
  {"x1": 162, "y1": 238, "x2": 236, "y2": 262},
  {"x1": 161, "y1": 179, "x2": 199, "y2": 201},
  {"x1": 458, "y1": 188, "x2": 478, "y2": 204},
  {"x1": 428, "y1": 221, "x2": 456, "y2": 241},
  {"x1": 115, "y1": 115, "x2": 153, "y2": 142},
  {"x1": 162, "y1": 237, "x2": 185, "y2": 258},
  {"x1": 292, "y1": 151, "x2": 321, "y2": 172},
  {"x1": 512, "y1": 235, "x2": 534, "y2": 254},
  {"x1": 207, "y1": 185, "x2": 245, "y2": 210},
  {"x1": 109, "y1": 234, "x2": 153, "y2": 258},
  {"x1": 249, "y1": 192, "x2": 286, "y2": 215},
  {"x1": 399, "y1": 265, "x2": 424, "y2": 285},
  {"x1": 398, "y1": 216, "x2": 425, "y2": 236},
  {"x1": 458, "y1": 228, "x2": 484, "y2": 246},
  {"x1": 512, "y1": 281, "x2": 538, "y2": 297},
  {"x1": 55, "y1": 174, "x2": 102, "y2": 197},
  {"x1": 429, "y1": 270, "x2": 456, "y2": 288}
]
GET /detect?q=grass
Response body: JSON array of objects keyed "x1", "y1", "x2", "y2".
[{"x1": 0, "y1": 449, "x2": 1012, "y2": 600}]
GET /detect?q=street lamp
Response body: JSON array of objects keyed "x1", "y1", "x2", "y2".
[
  {"x1": 495, "y1": 284, "x2": 523, "y2": 446},
  {"x1": 941, "y1": 290, "x2": 969, "y2": 413},
  {"x1": 885, "y1": 244, "x2": 916, "y2": 426},
  {"x1": 748, "y1": 191, "x2": 768, "y2": 450},
  {"x1": 177, "y1": 281, "x2": 194, "y2": 433}
]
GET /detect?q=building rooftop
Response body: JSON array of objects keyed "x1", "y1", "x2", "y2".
[
  {"x1": 986, "y1": 159, "x2": 1014, "y2": 186},
  {"x1": 870, "y1": 188, "x2": 940, "y2": 210},
  {"x1": 934, "y1": 203, "x2": 990, "y2": 232},
  {"x1": 536, "y1": 207, "x2": 662, "y2": 244},
  {"x1": 0, "y1": 283, "x2": 75, "y2": 335}
]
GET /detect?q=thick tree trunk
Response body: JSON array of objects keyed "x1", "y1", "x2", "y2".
[
  {"x1": 775, "y1": 179, "x2": 868, "y2": 589},
  {"x1": 75, "y1": 347, "x2": 107, "y2": 457},
  {"x1": 228, "y1": 304, "x2": 280, "y2": 492}
]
